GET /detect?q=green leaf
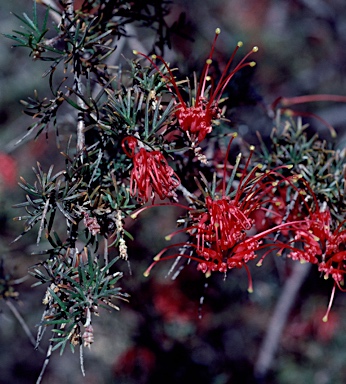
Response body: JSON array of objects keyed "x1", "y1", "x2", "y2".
[
  {"x1": 23, "y1": 12, "x2": 39, "y2": 33},
  {"x1": 48, "y1": 287, "x2": 67, "y2": 312},
  {"x1": 123, "y1": 229, "x2": 134, "y2": 241},
  {"x1": 43, "y1": 318, "x2": 69, "y2": 326},
  {"x1": 56, "y1": 202, "x2": 77, "y2": 224}
]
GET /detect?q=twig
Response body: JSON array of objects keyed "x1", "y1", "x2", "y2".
[
  {"x1": 5, "y1": 299, "x2": 37, "y2": 349},
  {"x1": 66, "y1": 0, "x2": 86, "y2": 153},
  {"x1": 60, "y1": 0, "x2": 86, "y2": 152},
  {"x1": 36, "y1": 342, "x2": 53, "y2": 384},
  {"x1": 254, "y1": 261, "x2": 311, "y2": 381},
  {"x1": 80, "y1": 344, "x2": 85, "y2": 376},
  {"x1": 76, "y1": 88, "x2": 86, "y2": 153}
]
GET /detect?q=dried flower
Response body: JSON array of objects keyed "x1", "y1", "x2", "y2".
[
  {"x1": 83, "y1": 212, "x2": 101, "y2": 236},
  {"x1": 82, "y1": 324, "x2": 94, "y2": 348},
  {"x1": 118, "y1": 238, "x2": 128, "y2": 260}
]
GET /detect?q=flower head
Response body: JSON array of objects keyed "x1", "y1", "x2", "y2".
[
  {"x1": 144, "y1": 136, "x2": 301, "y2": 291},
  {"x1": 289, "y1": 206, "x2": 346, "y2": 282},
  {"x1": 134, "y1": 29, "x2": 258, "y2": 144},
  {"x1": 122, "y1": 136, "x2": 180, "y2": 203},
  {"x1": 287, "y1": 202, "x2": 346, "y2": 321}
]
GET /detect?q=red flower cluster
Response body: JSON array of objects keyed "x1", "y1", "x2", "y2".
[
  {"x1": 176, "y1": 101, "x2": 220, "y2": 144},
  {"x1": 122, "y1": 136, "x2": 180, "y2": 203},
  {"x1": 130, "y1": 37, "x2": 346, "y2": 321},
  {"x1": 175, "y1": 30, "x2": 258, "y2": 144},
  {"x1": 192, "y1": 195, "x2": 258, "y2": 276},
  {"x1": 288, "y1": 204, "x2": 346, "y2": 320},
  {"x1": 134, "y1": 29, "x2": 258, "y2": 144},
  {"x1": 289, "y1": 206, "x2": 346, "y2": 281},
  {"x1": 143, "y1": 137, "x2": 303, "y2": 292}
]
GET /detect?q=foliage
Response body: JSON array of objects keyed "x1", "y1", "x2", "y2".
[{"x1": 2, "y1": 0, "x2": 346, "y2": 383}]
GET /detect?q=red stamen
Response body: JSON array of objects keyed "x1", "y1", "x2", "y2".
[
  {"x1": 234, "y1": 145, "x2": 256, "y2": 203},
  {"x1": 131, "y1": 202, "x2": 193, "y2": 219},
  {"x1": 281, "y1": 94, "x2": 346, "y2": 106},
  {"x1": 323, "y1": 282, "x2": 336, "y2": 322},
  {"x1": 243, "y1": 263, "x2": 254, "y2": 293},
  {"x1": 282, "y1": 109, "x2": 337, "y2": 138},
  {"x1": 122, "y1": 136, "x2": 180, "y2": 203},
  {"x1": 272, "y1": 94, "x2": 346, "y2": 138},
  {"x1": 211, "y1": 46, "x2": 258, "y2": 105},
  {"x1": 196, "y1": 28, "x2": 221, "y2": 103},
  {"x1": 134, "y1": 31, "x2": 258, "y2": 144}
]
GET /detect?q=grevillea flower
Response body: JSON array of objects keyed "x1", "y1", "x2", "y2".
[
  {"x1": 288, "y1": 202, "x2": 346, "y2": 321},
  {"x1": 143, "y1": 134, "x2": 304, "y2": 291},
  {"x1": 134, "y1": 29, "x2": 258, "y2": 144},
  {"x1": 122, "y1": 136, "x2": 180, "y2": 203}
]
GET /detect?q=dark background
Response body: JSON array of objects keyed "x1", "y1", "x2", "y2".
[{"x1": 1, "y1": 1, "x2": 346, "y2": 383}]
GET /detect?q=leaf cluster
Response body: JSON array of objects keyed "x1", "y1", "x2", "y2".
[
  {"x1": 3, "y1": 1, "x2": 62, "y2": 60},
  {"x1": 256, "y1": 117, "x2": 346, "y2": 223},
  {"x1": 30, "y1": 250, "x2": 128, "y2": 354}
]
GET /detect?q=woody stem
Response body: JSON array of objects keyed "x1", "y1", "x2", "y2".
[
  {"x1": 254, "y1": 261, "x2": 311, "y2": 381},
  {"x1": 63, "y1": 0, "x2": 86, "y2": 153}
]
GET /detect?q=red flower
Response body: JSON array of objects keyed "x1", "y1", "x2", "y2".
[
  {"x1": 153, "y1": 281, "x2": 196, "y2": 323},
  {"x1": 144, "y1": 136, "x2": 302, "y2": 291},
  {"x1": 288, "y1": 203, "x2": 346, "y2": 321},
  {"x1": 315, "y1": 213, "x2": 346, "y2": 287},
  {"x1": 191, "y1": 194, "x2": 258, "y2": 277},
  {"x1": 113, "y1": 346, "x2": 156, "y2": 378},
  {"x1": 122, "y1": 136, "x2": 180, "y2": 203},
  {"x1": 0, "y1": 152, "x2": 17, "y2": 189},
  {"x1": 175, "y1": 30, "x2": 258, "y2": 143},
  {"x1": 290, "y1": 206, "x2": 346, "y2": 283},
  {"x1": 134, "y1": 29, "x2": 258, "y2": 144}
]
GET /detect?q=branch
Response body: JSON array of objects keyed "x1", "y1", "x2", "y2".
[
  {"x1": 62, "y1": 0, "x2": 86, "y2": 152},
  {"x1": 5, "y1": 299, "x2": 38, "y2": 349},
  {"x1": 36, "y1": 342, "x2": 53, "y2": 384},
  {"x1": 254, "y1": 261, "x2": 311, "y2": 381}
]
